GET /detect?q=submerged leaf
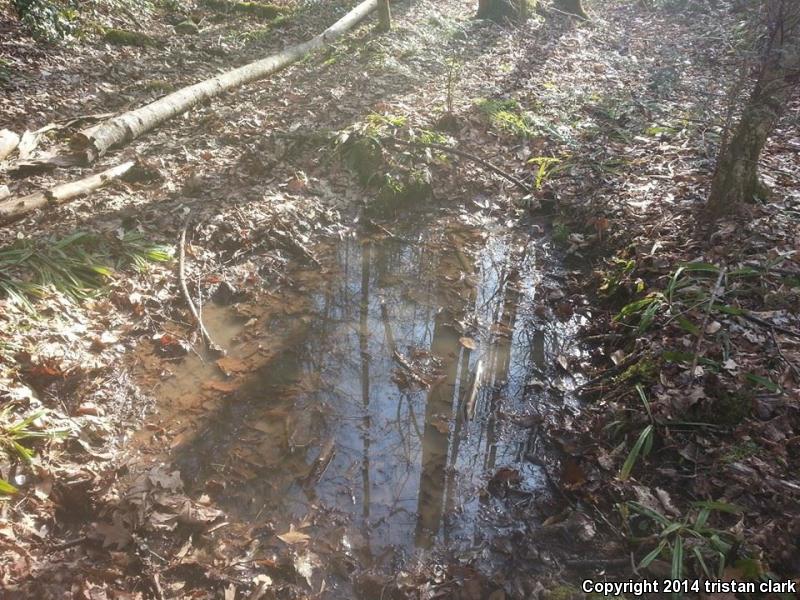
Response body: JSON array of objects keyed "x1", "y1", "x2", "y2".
[{"x1": 277, "y1": 525, "x2": 311, "y2": 545}]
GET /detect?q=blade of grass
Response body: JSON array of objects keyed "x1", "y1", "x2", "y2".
[{"x1": 619, "y1": 424, "x2": 653, "y2": 481}]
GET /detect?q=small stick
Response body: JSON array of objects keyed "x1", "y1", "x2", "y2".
[
  {"x1": 365, "y1": 218, "x2": 399, "y2": 239},
  {"x1": 50, "y1": 536, "x2": 88, "y2": 551},
  {"x1": 770, "y1": 327, "x2": 800, "y2": 378},
  {"x1": 393, "y1": 349, "x2": 430, "y2": 387},
  {"x1": 302, "y1": 437, "x2": 336, "y2": 487},
  {"x1": 564, "y1": 558, "x2": 629, "y2": 569},
  {"x1": 463, "y1": 359, "x2": 484, "y2": 420},
  {"x1": 739, "y1": 310, "x2": 800, "y2": 340},
  {"x1": 380, "y1": 296, "x2": 429, "y2": 387},
  {"x1": 385, "y1": 137, "x2": 533, "y2": 194},
  {"x1": 577, "y1": 352, "x2": 641, "y2": 391},
  {"x1": 689, "y1": 266, "x2": 726, "y2": 379},
  {"x1": 150, "y1": 571, "x2": 166, "y2": 600},
  {"x1": 179, "y1": 213, "x2": 224, "y2": 355}
]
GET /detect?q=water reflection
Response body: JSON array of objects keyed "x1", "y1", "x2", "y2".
[{"x1": 169, "y1": 216, "x2": 582, "y2": 565}]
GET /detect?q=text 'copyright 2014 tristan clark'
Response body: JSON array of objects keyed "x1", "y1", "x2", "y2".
[{"x1": 582, "y1": 578, "x2": 797, "y2": 597}]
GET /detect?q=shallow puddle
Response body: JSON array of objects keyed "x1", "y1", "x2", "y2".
[{"x1": 135, "y1": 211, "x2": 584, "y2": 592}]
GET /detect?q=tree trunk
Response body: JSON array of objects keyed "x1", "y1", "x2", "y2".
[
  {"x1": 377, "y1": 0, "x2": 391, "y2": 31},
  {"x1": 72, "y1": 0, "x2": 378, "y2": 163},
  {"x1": 706, "y1": 0, "x2": 800, "y2": 216},
  {"x1": 556, "y1": 0, "x2": 588, "y2": 19},
  {"x1": 477, "y1": 0, "x2": 528, "y2": 21},
  {"x1": 0, "y1": 161, "x2": 136, "y2": 226}
]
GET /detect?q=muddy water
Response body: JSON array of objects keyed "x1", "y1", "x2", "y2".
[{"x1": 138, "y1": 212, "x2": 583, "y2": 591}]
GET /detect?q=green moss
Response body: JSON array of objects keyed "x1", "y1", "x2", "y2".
[
  {"x1": 239, "y1": 1, "x2": 285, "y2": 18},
  {"x1": 364, "y1": 113, "x2": 407, "y2": 139},
  {"x1": 343, "y1": 137, "x2": 384, "y2": 185},
  {"x1": 552, "y1": 222, "x2": 570, "y2": 245},
  {"x1": 103, "y1": 28, "x2": 159, "y2": 47},
  {"x1": 544, "y1": 585, "x2": 581, "y2": 600},
  {"x1": 174, "y1": 20, "x2": 200, "y2": 35},
  {"x1": 140, "y1": 79, "x2": 175, "y2": 93},
  {"x1": 700, "y1": 387, "x2": 752, "y2": 426},
  {"x1": 202, "y1": 0, "x2": 288, "y2": 19},
  {"x1": 616, "y1": 356, "x2": 659, "y2": 385},
  {"x1": 721, "y1": 440, "x2": 761, "y2": 464},
  {"x1": 476, "y1": 0, "x2": 537, "y2": 21},
  {"x1": 476, "y1": 98, "x2": 533, "y2": 137},
  {"x1": 0, "y1": 58, "x2": 12, "y2": 86},
  {"x1": 240, "y1": 13, "x2": 292, "y2": 45},
  {"x1": 374, "y1": 170, "x2": 432, "y2": 208}
]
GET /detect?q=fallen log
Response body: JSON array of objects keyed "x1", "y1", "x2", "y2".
[
  {"x1": 73, "y1": 0, "x2": 379, "y2": 163},
  {"x1": 0, "y1": 129, "x2": 20, "y2": 161},
  {"x1": 0, "y1": 161, "x2": 136, "y2": 226}
]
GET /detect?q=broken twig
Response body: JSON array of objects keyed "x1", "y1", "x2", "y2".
[
  {"x1": 689, "y1": 266, "x2": 726, "y2": 379},
  {"x1": 179, "y1": 213, "x2": 224, "y2": 355}
]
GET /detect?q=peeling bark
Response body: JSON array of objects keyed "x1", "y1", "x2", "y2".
[{"x1": 0, "y1": 161, "x2": 136, "y2": 226}]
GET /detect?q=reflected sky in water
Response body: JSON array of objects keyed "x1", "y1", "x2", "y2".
[{"x1": 171, "y1": 214, "x2": 582, "y2": 570}]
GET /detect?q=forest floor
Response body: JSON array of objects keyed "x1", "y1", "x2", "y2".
[{"x1": 1, "y1": 0, "x2": 799, "y2": 598}]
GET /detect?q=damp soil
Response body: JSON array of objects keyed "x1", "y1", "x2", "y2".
[{"x1": 130, "y1": 207, "x2": 586, "y2": 596}]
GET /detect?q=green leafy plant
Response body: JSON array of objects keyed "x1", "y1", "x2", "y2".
[
  {"x1": 619, "y1": 384, "x2": 655, "y2": 480},
  {"x1": 527, "y1": 156, "x2": 564, "y2": 189},
  {"x1": 413, "y1": 129, "x2": 448, "y2": 145},
  {"x1": 113, "y1": 230, "x2": 172, "y2": 271},
  {"x1": 13, "y1": 0, "x2": 78, "y2": 40},
  {"x1": 598, "y1": 257, "x2": 642, "y2": 299},
  {"x1": 476, "y1": 98, "x2": 534, "y2": 137},
  {"x1": 616, "y1": 292, "x2": 666, "y2": 332},
  {"x1": 616, "y1": 383, "x2": 718, "y2": 480},
  {"x1": 622, "y1": 499, "x2": 742, "y2": 584},
  {"x1": 616, "y1": 261, "x2": 730, "y2": 333},
  {"x1": 552, "y1": 222, "x2": 570, "y2": 245},
  {"x1": 0, "y1": 230, "x2": 171, "y2": 310},
  {"x1": 0, "y1": 408, "x2": 70, "y2": 495}
]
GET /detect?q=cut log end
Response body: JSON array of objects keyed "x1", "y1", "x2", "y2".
[{"x1": 0, "y1": 129, "x2": 21, "y2": 162}]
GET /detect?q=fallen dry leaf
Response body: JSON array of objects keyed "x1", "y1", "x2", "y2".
[{"x1": 277, "y1": 524, "x2": 311, "y2": 546}]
